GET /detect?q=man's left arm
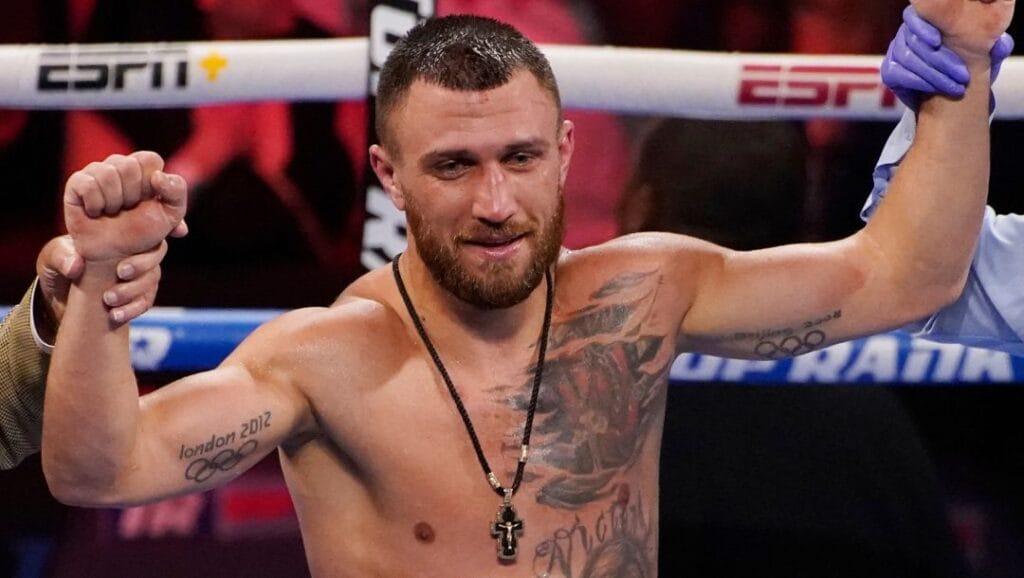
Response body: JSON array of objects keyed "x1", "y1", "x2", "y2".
[{"x1": 675, "y1": 0, "x2": 1013, "y2": 358}]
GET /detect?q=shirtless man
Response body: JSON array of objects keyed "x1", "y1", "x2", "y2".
[{"x1": 43, "y1": 2, "x2": 1013, "y2": 576}]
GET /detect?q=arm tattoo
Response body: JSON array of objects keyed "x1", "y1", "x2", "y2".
[
  {"x1": 179, "y1": 411, "x2": 271, "y2": 483},
  {"x1": 689, "y1": 310, "x2": 842, "y2": 358},
  {"x1": 590, "y1": 270, "x2": 657, "y2": 300},
  {"x1": 185, "y1": 439, "x2": 259, "y2": 483}
]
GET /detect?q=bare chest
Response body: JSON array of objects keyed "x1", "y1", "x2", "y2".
[{"x1": 291, "y1": 266, "x2": 679, "y2": 575}]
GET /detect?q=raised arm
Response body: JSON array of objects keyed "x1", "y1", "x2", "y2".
[
  {"x1": 43, "y1": 153, "x2": 313, "y2": 506},
  {"x1": 674, "y1": 0, "x2": 1014, "y2": 358},
  {"x1": 0, "y1": 236, "x2": 168, "y2": 470},
  {"x1": 864, "y1": 6, "x2": 1023, "y2": 352}
]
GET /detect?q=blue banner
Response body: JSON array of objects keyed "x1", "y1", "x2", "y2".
[
  {"x1": 671, "y1": 335, "x2": 1023, "y2": 384},
  {"x1": 4, "y1": 305, "x2": 1021, "y2": 383}
]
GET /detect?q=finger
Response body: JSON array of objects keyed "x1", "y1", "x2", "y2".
[
  {"x1": 906, "y1": 32, "x2": 970, "y2": 84},
  {"x1": 66, "y1": 165, "x2": 109, "y2": 218},
  {"x1": 103, "y1": 266, "x2": 161, "y2": 309},
  {"x1": 992, "y1": 33, "x2": 1015, "y2": 61},
  {"x1": 106, "y1": 270, "x2": 161, "y2": 324},
  {"x1": 128, "y1": 151, "x2": 166, "y2": 198},
  {"x1": 109, "y1": 295, "x2": 156, "y2": 325},
  {"x1": 991, "y1": 33, "x2": 1014, "y2": 81},
  {"x1": 83, "y1": 161, "x2": 124, "y2": 217},
  {"x1": 896, "y1": 39, "x2": 967, "y2": 97},
  {"x1": 170, "y1": 219, "x2": 189, "y2": 238},
  {"x1": 105, "y1": 153, "x2": 143, "y2": 209},
  {"x1": 114, "y1": 240, "x2": 167, "y2": 281},
  {"x1": 883, "y1": 62, "x2": 943, "y2": 95},
  {"x1": 903, "y1": 5, "x2": 941, "y2": 49}
]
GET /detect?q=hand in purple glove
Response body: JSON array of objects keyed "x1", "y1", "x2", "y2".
[{"x1": 882, "y1": 4, "x2": 1014, "y2": 111}]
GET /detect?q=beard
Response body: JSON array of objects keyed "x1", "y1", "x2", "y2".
[{"x1": 405, "y1": 192, "x2": 564, "y2": 310}]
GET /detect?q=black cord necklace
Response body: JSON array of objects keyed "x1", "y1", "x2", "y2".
[{"x1": 392, "y1": 255, "x2": 553, "y2": 561}]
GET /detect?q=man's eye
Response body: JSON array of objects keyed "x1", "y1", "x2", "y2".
[
  {"x1": 437, "y1": 161, "x2": 466, "y2": 176},
  {"x1": 508, "y1": 153, "x2": 535, "y2": 166}
]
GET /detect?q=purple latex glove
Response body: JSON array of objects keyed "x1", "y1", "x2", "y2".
[{"x1": 882, "y1": 4, "x2": 1014, "y2": 111}]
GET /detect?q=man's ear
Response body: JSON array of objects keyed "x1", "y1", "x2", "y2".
[
  {"x1": 369, "y1": 144, "x2": 405, "y2": 210},
  {"x1": 557, "y1": 119, "x2": 575, "y2": 187}
]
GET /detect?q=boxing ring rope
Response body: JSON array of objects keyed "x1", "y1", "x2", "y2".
[
  {"x1": 2, "y1": 38, "x2": 1023, "y2": 384},
  {"x1": 4, "y1": 38, "x2": 1024, "y2": 118}
]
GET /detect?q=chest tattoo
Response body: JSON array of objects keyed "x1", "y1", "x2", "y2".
[{"x1": 492, "y1": 270, "x2": 674, "y2": 510}]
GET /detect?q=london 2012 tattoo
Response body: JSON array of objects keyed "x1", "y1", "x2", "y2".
[
  {"x1": 688, "y1": 309, "x2": 842, "y2": 358},
  {"x1": 185, "y1": 439, "x2": 259, "y2": 483},
  {"x1": 179, "y1": 411, "x2": 271, "y2": 483},
  {"x1": 495, "y1": 271, "x2": 673, "y2": 510},
  {"x1": 752, "y1": 310, "x2": 840, "y2": 359},
  {"x1": 532, "y1": 484, "x2": 654, "y2": 578}
]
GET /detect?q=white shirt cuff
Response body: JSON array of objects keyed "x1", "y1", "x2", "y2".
[{"x1": 28, "y1": 278, "x2": 55, "y2": 354}]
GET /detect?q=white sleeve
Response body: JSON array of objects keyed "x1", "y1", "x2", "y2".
[{"x1": 28, "y1": 278, "x2": 54, "y2": 354}]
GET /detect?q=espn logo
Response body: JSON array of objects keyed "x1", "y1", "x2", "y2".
[
  {"x1": 738, "y1": 64, "x2": 897, "y2": 109},
  {"x1": 38, "y1": 47, "x2": 188, "y2": 92}
]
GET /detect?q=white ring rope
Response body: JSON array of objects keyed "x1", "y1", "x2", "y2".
[{"x1": 4, "y1": 38, "x2": 1024, "y2": 118}]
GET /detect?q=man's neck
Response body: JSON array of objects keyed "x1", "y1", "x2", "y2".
[{"x1": 398, "y1": 250, "x2": 550, "y2": 346}]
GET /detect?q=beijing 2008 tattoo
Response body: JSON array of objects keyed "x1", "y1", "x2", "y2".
[
  {"x1": 532, "y1": 484, "x2": 654, "y2": 578},
  {"x1": 496, "y1": 271, "x2": 673, "y2": 510},
  {"x1": 179, "y1": 411, "x2": 271, "y2": 483}
]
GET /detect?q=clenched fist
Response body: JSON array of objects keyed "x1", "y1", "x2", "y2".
[
  {"x1": 911, "y1": 0, "x2": 1016, "y2": 65},
  {"x1": 64, "y1": 151, "x2": 188, "y2": 263}
]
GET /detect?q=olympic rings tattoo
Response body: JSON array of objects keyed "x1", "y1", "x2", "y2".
[
  {"x1": 754, "y1": 330, "x2": 826, "y2": 359},
  {"x1": 184, "y1": 439, "x2": 259, "y2": 484}
]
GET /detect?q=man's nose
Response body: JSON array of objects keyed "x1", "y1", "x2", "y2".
[{"x1": 471, "y1": 164, "x2": 518, "y2": 224}]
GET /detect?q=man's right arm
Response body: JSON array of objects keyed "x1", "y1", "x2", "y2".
[
  {"x1": 44, "y1": 309, "x2": 318, "y2": 506},
  {"x1": 42, "y1": 152, "x2": 313, "y2": 506},
  {"x1": 1, "y1": 236, "x2": 169, "y2": 471}
]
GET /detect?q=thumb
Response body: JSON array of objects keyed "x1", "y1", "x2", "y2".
[
  {"x1": 37, "y1": 235, "x2": 84, "y2": 282},
  {"x1": 151, "y1": 170, "x2": 189, "y2": 223}
]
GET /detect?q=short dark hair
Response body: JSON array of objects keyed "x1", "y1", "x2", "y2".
[{"x1": 375, "y1": 15, "x2": 561, "y2": 151}]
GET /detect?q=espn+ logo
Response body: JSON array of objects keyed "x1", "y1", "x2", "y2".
[{"x1": 738, "y1": 64, "x2": 898, "y2": 109}]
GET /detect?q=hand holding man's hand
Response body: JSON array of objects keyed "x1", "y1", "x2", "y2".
[{"x1": 37, "y1": 235, "x2": 170, "y2": 328}]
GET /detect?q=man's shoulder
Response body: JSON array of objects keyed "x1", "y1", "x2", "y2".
[
  {"x1": 236, "y1": 289, "x2": 405, "y2": 369},
  {"x1": 557, "y1": 233, "x2": 716, "y2": 284}
]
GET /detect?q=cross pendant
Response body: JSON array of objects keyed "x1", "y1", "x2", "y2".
[{"x1": 490, "y1": 500, "x2": 524, "y2": 560}]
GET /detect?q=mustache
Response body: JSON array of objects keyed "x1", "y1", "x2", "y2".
[{"x1": 455, "y1": 221, "x2": 534, "y2": 243}]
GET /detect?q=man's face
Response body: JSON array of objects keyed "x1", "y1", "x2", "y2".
[{"x1": 373, "y1": 70, "x2": 574, "y2": 309}]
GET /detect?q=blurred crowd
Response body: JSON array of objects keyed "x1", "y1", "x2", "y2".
[{"x1": 9, "y1": 0, "x2": 1023, "y2": 310}]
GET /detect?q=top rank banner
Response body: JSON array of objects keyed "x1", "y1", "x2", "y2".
[{"x1": 670, "y1": 335, "x2": 1023, "y2": 385}]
